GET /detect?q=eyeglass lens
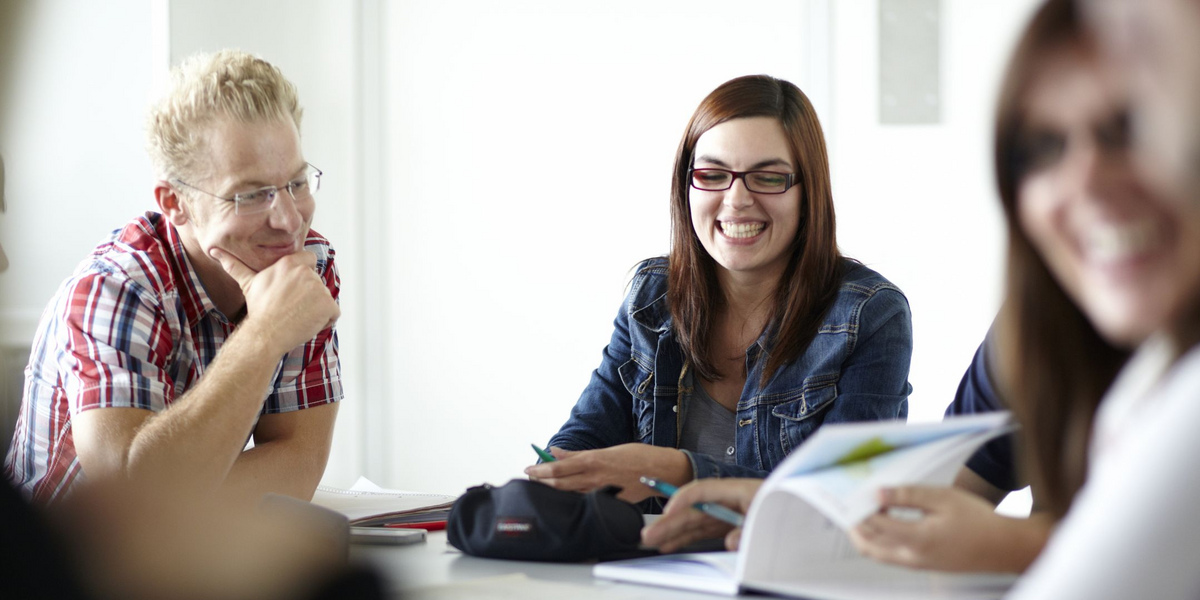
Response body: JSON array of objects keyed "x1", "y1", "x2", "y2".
[
  {"x1": 690, "y1": 169, "x2": 790, "y2": 193},
  {"x1": 234, "y1": 168, "x2": 321, "y2": 214}
]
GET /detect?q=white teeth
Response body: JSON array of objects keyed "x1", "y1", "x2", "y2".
[
  {"x1": 720, "y1": 222, "x2": 765, "y2": 238},
  {"x1": 1085, "y1": 219, "x2": 1161, "y2": 263}
]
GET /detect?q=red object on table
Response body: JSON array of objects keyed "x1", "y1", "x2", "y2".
[{"x1": 382, "y1": 521, "x2": 447, "y2": 531}]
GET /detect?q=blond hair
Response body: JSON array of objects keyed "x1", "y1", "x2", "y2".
[{"x1": 146, "y1": 49, "x2": 303, "y2": 180}]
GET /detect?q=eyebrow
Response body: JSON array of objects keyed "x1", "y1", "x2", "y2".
[
  {"x1": 228, "y1": 163, "x2": 308, "y2": 192},
  {"x1": 694, "y1": 155, "x2": 793, "y2": 170}
]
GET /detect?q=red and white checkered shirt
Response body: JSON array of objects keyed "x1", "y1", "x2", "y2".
[{"x1": 4, "y1": 212, "x2": 343, "y2": 503}]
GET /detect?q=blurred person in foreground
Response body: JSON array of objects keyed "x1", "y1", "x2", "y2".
[
  {"x1": 4, "y1": 49, "x2": 342, "y2": 506},
  {"x1": 997, "y1": 0, "x2": 1200, "y2": 597},
  {"x1": 1084, "y1": 0, "x2": 1200, "y2": 204}
]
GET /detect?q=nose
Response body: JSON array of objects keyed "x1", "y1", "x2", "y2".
[
  {"x1": 1067, "y1": 139, "x2": 1120, "y2": 203},
  {"x1": 267, "y1": 188, "x2": 305, "y2": 233},
  {"x1": 724, "y1": 176, "x2": 755, "y2": 210}
]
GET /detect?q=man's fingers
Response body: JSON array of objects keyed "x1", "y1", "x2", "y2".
[{"x1": 208, "y1": 248, "x2": 257, "y2": 288}]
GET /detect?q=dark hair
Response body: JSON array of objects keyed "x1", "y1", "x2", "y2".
[
  {"x1": 666, "y1": 75, "x2": 843, "y2": 383},
  {"x1": 993, "y1": 0, "x2": 1130, "y2": 518}
]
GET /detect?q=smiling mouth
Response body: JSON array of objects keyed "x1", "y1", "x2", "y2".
[
  {"x1": 1085, "y1": 219, "x2": 1162, "y2": 264},
  {"x1": 720, "y1": 221, "x2": 765, "y2": 239}
]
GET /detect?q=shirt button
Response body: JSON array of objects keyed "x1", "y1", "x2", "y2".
[
  {"x1": 672, "y1": 405, "x2": 678, "y2": 413},
  {"x1": 726, "y1": 446, "x2": 735, "y2": 456}
]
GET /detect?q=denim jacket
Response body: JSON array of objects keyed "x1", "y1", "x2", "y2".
[{"x1": 548, "y1": 257, "x2": 912, "y2": 481}]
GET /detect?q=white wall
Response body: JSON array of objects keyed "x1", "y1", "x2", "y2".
[
  {"x1": 0, "y1": 1, "x2": 1045, "y2": 500},
  {"x1": 829, "y1": 0, "x2": 1042, "y2": 423},
  {"x1": 0, "y1": 1, "x2": 157, "y2": 345},
  {"x1": 379, "y1": 0, "x2": 825, "y2": 493}
]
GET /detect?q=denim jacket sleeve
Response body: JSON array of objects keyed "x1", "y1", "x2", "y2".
[
  {"x1": 546, "y1": 293, "x2": 640, "y2": 452},
  {"x1": 822, "y1": 285, "x2": 913, "y2": 424}
]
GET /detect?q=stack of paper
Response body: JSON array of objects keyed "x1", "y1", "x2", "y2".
[{"x1": 312, "y1": 477, "x2": 458, "y2": 526}]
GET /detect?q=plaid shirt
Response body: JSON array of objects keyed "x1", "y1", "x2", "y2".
[{"x1": 4, "y1": 212, "x2": 343, "y2": 503}]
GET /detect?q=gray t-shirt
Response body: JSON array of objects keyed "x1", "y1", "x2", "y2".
[{"x1": 678, "y1": 369, "x2": 737, "y2": 464}]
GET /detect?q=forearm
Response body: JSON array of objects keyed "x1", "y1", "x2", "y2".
[
  {"x1": 124, "y1": 320, "x2": 285, "y2": 496},
  {"x1": 992, "y1": 512, "x2": 1054, "y2": 573},
  {"x1": 221, "y1": 438, "x2": 329, "y2": 505}
]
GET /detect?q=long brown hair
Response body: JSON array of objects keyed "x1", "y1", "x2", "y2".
[
  {"x1": 666, "y1": 75, "x2": 843, "y2": 383},
  {"x1": 993, "y1": 0, "x2": 1130, "y2": 518}
]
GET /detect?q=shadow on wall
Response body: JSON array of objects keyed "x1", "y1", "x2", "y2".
[{"x1": 0, "y1": 345, "x2": 27, "y2": 448}]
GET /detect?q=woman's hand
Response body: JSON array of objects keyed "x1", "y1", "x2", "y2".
[
  {"x1": 640, "y1": 479, "x2": 763, "y2": 553},
  {"x1": 849, "y1": 486, "x2": 1053, "y2": 573},
  {"x1": 523, "y1": 443, "x2": 692, "y2": 503}
]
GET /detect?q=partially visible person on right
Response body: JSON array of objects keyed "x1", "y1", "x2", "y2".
[{"x1": 1000, "y1": 0, "x2": 1200, "y2": 597}]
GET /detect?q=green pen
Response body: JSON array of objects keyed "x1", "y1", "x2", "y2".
[{"x1": 531, "y1": 443, "x2": 557, "y2": 463}]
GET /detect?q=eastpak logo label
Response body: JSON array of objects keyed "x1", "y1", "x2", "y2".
[{"x1": 495, "y1": 517, "x2": 537, "y2": 539}]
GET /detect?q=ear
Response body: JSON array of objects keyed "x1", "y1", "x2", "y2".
[{"x1": 155, "y1": 181, "x2": 189, "y2": 226}]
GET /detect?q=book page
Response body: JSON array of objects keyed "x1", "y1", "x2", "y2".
[
  {"x1": 593, "y1": 552, "x2": 740, "y2": 596},
  {"x1": 312, "y1": 484, "x2": 457, "y2": 522},
  {"x1": 771, "y1": 413, "x2": 1010, "y2": 479},
  {"x1": 779, "y1": 431, "x2": 986, "y2": 529}
]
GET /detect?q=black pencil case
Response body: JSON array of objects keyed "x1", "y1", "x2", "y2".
[{"x1": 446, "y1": 479, "x2": 643, "y2": 562}]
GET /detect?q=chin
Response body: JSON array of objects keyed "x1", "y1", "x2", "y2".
[{"x1": 1086, "y1": 297, "x2": 1163, "y2": 350}]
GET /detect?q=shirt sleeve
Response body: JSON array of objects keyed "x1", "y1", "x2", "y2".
[
  {"x1": 53, "y1": 271, "x2": 175, "y2": 414},
  {"x1": 943, "y1": 330, "x2": 1023, "y2": 492},
  {"x1": 262, "y1": 243, "x2": 344, "y2": 413}
]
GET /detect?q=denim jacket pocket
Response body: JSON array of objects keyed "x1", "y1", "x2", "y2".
[
  {"x1": 618, "y1": 357, "x2": 655, "y2": 443},
  {"x1": 771, "y1": 375, "x2": 839, "y2": 453}
]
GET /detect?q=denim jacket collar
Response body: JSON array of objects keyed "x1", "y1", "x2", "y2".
[{"x1": 630, "y1": 285, "x2": 773, "y2": 357}]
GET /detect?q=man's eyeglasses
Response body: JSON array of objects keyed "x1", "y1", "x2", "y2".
[
  {"x1": 173, "y1": 163, "x2": 323, "y2": 215},
  {"x1": 689, "y1": 168, "x2": 796, "y2": 194}
]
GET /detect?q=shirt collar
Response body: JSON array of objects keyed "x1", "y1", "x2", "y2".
[{"x1": 157, "y1": 213, "x2": 229, "y2": 325}]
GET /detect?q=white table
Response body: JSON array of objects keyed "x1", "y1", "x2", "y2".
[{"x1": 351, "y1": 531, "x2": 729, "y2": 599}]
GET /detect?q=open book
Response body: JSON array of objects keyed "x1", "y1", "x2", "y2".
[
  {"x1": 311, "y1": 477, "x2": 458, "y2": 527},
  {"x1": 595, "y1": 413, "x2": 1018, "y2": 599}
]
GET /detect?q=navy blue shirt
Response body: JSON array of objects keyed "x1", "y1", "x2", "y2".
[{"x1": 944, "y1": 332, "x2": 1023, "y2": 492}]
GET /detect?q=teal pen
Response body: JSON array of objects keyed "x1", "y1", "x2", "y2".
[
  {"x1": 531, "y1": 443, "x2": 557, "y2": 463},
  {"x1": 639, "y1": 476, "x2": 745, "y2": 527}
]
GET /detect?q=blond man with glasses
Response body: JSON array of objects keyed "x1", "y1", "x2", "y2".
[{"x1": 5, "y1": 50, "x2": 342, "y2": 506}]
